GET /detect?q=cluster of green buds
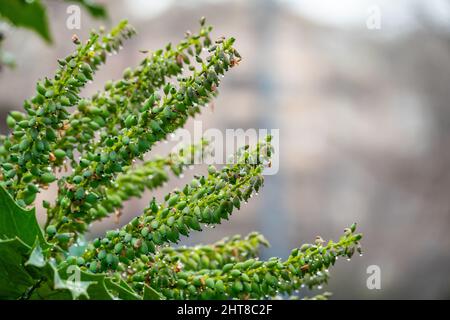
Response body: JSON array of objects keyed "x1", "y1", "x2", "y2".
[
  {"x1": 0, "y1": 18, "x2": 363, "y2": 300},
  {"x1": 82, "y1": 223, "x2": 360, "y2": 299},
  {"x1": 128, "y1": 225, "x2": 361, "y2": 299},
  {"x1": 0, "y1": 20, "x2": 135, "y2": 207},
  {"x1": 80, "y1": 139, "x2": 272, "y2": 273},
  {"x1": 124, "y1": 232, "x2": 270, "y2": 293},
  {"x1": 53, "y1": 21, "x2": 217, "y2": 162},
  {"x1": 45, "y1": 24, "x2": 241, "y2": 239},
  {"x1": 107, "y1": 139, "x2": 211, "y2": 204},
  {"x1": 45, "y1": 139, "x2": 210, "y2": 230},
  {"x1": 152, "y1": 232, "x2": 270, "y2": 272}
]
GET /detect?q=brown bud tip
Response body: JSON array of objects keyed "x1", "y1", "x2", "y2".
[
  {"x1": 300, "y1": 264, "x2": 310, "y2": 272},
  {"x1": 71, "y1": 34, "x2": 80, "y2": 44},
  {"x1": 176, "y1": 54, "x2": 184, "y2": 66}
]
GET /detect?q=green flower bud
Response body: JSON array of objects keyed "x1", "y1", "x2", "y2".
[
  {"x1": 106, "y1": 253, "x2": 116, "y2": 266},
  {"x1": 190, "y1": 179, "x2": 201, "y2": 188},
  {"x1": 123, "y1": 67, "x2": 132, "y2": 79},
  {"x1": 140, "y1": 241, "x2": 149, "y2": 254},
  {"x1": 82, "y1": 170, "x2": 92, "y2": 178},
  {"x1": 56, "y1": 233, "x2": 71, "y2": 243},
  {"x1": 54, "y1": 149, "x2": 66, "y2": 159},
  {"x1": 114, "y1": 243, "x2": 123, "y2": 254},
  {"x1": 300, "y1": 244, "x2": 311, "y2": 252},
  {"x1": 1, "y1": 163, "x2": 13, "y2": 171},
  {"x1": 5, "y1": 169, "x2": 16, "y2": 179},
  {"x1": 167, "y1": 194, "x2": 179, "y2": 206},
  {"x1": 93, "y1": 238, "x2": 101, "y2": 248},
  {"x1": 10, "y1": 111, "x2": 25, "y2": 121},
  {"x1": 186, "y1": 216, "x2": 201, "y2": 231},
  {"x1": 353, "y1": 233, "x2": 363, "y2": 241},
  {"x1": 125, "y1": 115, "x2": 137, "y2": 128},
  {"x1": 208, "y1": 165, "x2": 217, "y2": 175},
  {"x1": 81, "y1": 62, "x2": 93, "y2": 74},
  {"x1": 192, "y1": 276, "x2": 203, "y2": 287},
  {"x1": 72, "y1": 175, "x2": 82, "y2": 184},
  {"x1": 150, "y1": 220, "x2": 159, "y2": 230},
  {"x1": 6, "y1": 115, "x2": 16, "y2": 128},
  {"x1": 223, "y1": 263, "x2": 233, "y2": 273},
  {"x1": 40, "y1": 172, "x2": 56, "y2": 184},
  {"x1": 188, "y1": 285, "x2": 197, "y2": 295},
  {"x1": 176, "y1": 201, "x2": 187, "y2": 210},
  {"x1": 215, "y1": 279, "x2": 225, "y2": 292},
  {"x1": 45, "y1": 128, "x2": 57, "y2": 141},
  {"x1": 60, "y1": 96, "x2": 71, "y2": 106},
  {"x1": 46, "y1": 225, "x2": 57, "y2": 237},
  {"x1": 264, "y1": 273, "x2": 277, "y2": 286},
  {"x1": 232, "y1": 280, "x2": 243, "y2": 293},
  {"x1": 75, "y1": 187, "x2": 85, "y2": 200},
  {"x1": 167, "y1": 216, "x2": 175, "y2": 226},
  {"x1": 23, "y1": 191, "x2": 37, "y2": 205},
  {"x1": 45, "y1": 89, "x2": 54, "y2": 98},
  {"x1": 19, "y1": 137, "x2": 31, "y2": 150},
  {"x1": 42, "y1": 200, "x2": 50, "y2": 209},
  {"x1": 141, "y1": 227, "x2": 149, "y2": 237},
  {"x1": 104, "y1": 80, "x2": 113, "y2": 90},
  {"x1": 177, "y1": 279, "x2": 188, "y2": 288},
  {"x1": 98, "y1": 250, "x2": 107, "y2": 260},
  {"x1": 205, "y1": 278, "x2": 215, "y2": 289},
  {"x1": 26, "y1": 184, "x2": 39, "y2": 194},
  {"x1": 230, "y1": 269, "x2": 241, "y2": 277},
  {"x1": 80, "y1": 159, "x2": 90, "y2": 168},
  {"x1": 89, "y1": 262, "x2": 98, "y2": 273}
]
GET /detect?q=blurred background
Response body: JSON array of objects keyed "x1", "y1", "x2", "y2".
[{"x1": 1, "y1": 0, "x2": 450, "y2": 299}]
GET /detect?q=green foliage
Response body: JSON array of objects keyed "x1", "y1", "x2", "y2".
[
  {"x1": 0, "y1": 0, "x2": 51, "y2": 43},
  {"x1": 0, "y1": 0, "x2": 107, "y2": 44},
  {"x1": 0, "y1": 19, "x2": 362, "y2": 300},
  {"x1": 0, "y1": 186, "x2": 46, "y2": 246}
]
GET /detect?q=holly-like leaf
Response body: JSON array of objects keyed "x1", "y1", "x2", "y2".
[
  {"x1": 0, "y1": 186, "x2": 47, "y2": 248},
  {"x1": 143, "y1": 285, "x2": 165, "y2": 300},
  {"x1": 0, "y1": 185, "x2": 143, "y2": 300},
  {"x1": 0, "y1": 0, "x2": 51, "y2": 43},
  {"x1": 104, "y1": 278, "x2": 142, "y2": 300},
  {"x1": 30, "y1": 263, "x2": 142, "y2": 300},
  {"x1": 0, "y1": 238, "x2": 35, "y2": 299},
  {"x1": 0, "y1": 186, "x2": 49, "y2": 299}
]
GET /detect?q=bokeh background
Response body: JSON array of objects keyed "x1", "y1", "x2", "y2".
[{"x1": 1, "y1": 0, "x2": 450, "y2": 299}]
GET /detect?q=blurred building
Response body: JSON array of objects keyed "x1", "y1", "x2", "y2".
[{"x1": 1, "y1": 0, "x2": 450, "y2": 299}]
